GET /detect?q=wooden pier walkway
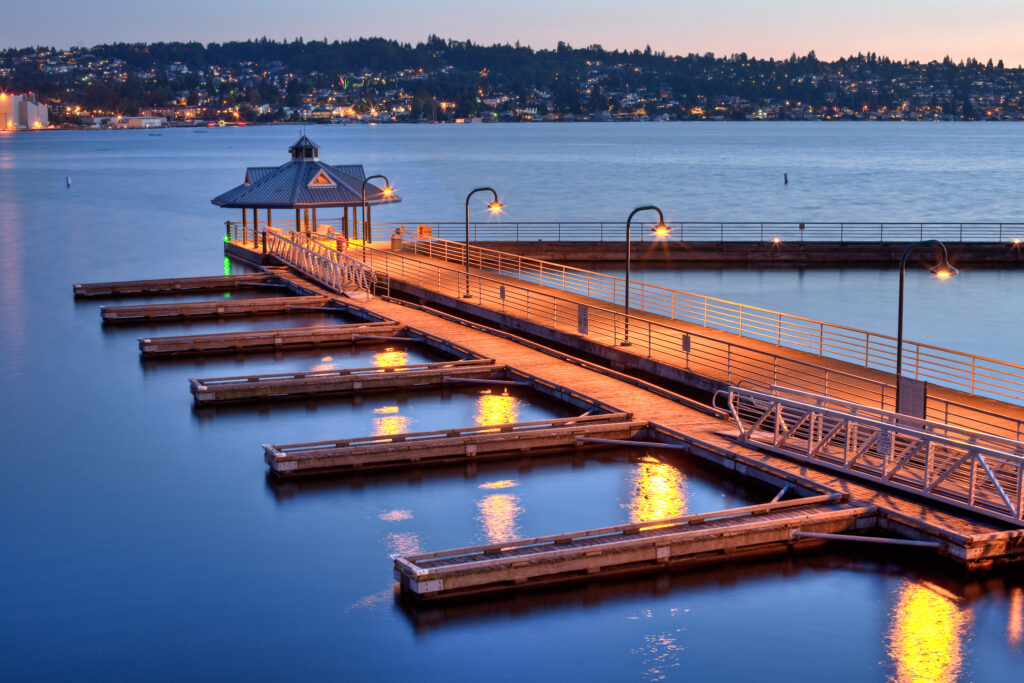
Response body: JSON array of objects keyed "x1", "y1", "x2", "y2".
[
  {"x1": 362, "y1": 246, "x2": 1024, "y2": 442},
  {"x1": 189, "y1": 358, "x2": 500, "y2": 403},
  {"x1": 261, "y1": 264, "x2": 1024, "y2": 566},
  {"x1": 139, "y1": 321, "x2": 403, "y2": 357},
  {"x1": 74, "y1": 273, "x2": 277, "y2": 297},
  {"x1": 264, "y1": 413, "x2": 646, "y2": 477},
  {"x1": 101, "y1": 295, "x2": 332, "y2": 323},
  {"x1": 393, "y1": 494, "x2": 870, "y2": 600}
]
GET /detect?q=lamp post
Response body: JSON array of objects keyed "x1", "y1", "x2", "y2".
[
  {"x1": 622, "y1": 206, "x2": 670, "y2": 346},
  {"x1": 464, "y1": 187, "x2": 503, "y2": 297},
  {"x1": 895, "y1": 239, "x2": 957, "y2": 413},
  {"x1": 361, "y1": 174, "x2": 393, "y2": 260}
]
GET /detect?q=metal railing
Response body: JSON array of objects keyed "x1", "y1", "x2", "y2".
[
  {"x1": 360, "y1": 245, "x2": 1023, "y2": 438},
  {"x1": 227, "y1": 219, "x2": 1024, "y2": 244},
  {"x1": 265, "y1": 230, "x2": 373, "y2": 294},
  {"x1": 399, "y1": 237, "x2": 1024, "y2": 406},
  {"x1": 726, "y1": 386, "x2": 1024, "y2": 526},
  {"x1": 366, "y1": 220, "x2": 1024, "y2": 244}
]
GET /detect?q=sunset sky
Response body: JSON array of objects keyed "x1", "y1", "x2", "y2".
[{"x1": 5, "y1": 0, "x2": 1024, "y2": 65}]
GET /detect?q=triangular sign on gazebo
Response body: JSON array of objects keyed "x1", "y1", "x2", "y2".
[{"x1": 308, "y1": 170, "x2": 336, "y2": 188}]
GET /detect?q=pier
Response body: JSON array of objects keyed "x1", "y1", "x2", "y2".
[
  {"x1": 72, "y1": 219, "x2": 1024, "y2": 604},
  {"x1": 392, "y1": 494, "x2": 870, "y2": 600},
  {"x1": 100, "y1": 295, "x2": 331, "y2": 323},
  {"x1": 73, "y1": 273, "x2": 278, "y2": 297},
  {"x1": 138, "y1": 321, "x2": 403, "y2": 356},
  {"x1": 264, "y1": 413, "x2": 645, "y2": 477},
  {"x1": 189, "y1": 358, "x2": 499, "y2": 403}
]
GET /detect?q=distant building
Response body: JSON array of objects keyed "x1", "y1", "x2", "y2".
[{"x1": 0, "y1": 93, "x2": 49, "y2": 130}]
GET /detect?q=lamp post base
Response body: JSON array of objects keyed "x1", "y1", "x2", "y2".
[
  {"x1": 620, "y1": 341, "x2": 632, "y2": 347},
  {"x1": 462, "y1": 293, "x2": 473, "y2": 299}
]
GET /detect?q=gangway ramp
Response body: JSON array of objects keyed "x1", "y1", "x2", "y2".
[
  {"x1": 189, "y1": 359, "x2": 500, "y2": 403},
  {"x1": 101, "y1": 295, "x2": 331, "y2": 323},
  {"x1": 725, "y1": 386, "x2": 1024, "y2": 526},
  {"x1": 393, "y1": 493, "x2": 870, "y2": 600},
  {"x1": 74, "y1": 273, "x2": 277, "y2": 297},
  {"x1": 264, "y1": 413, "x2": 646, "y2": 477},
  {"x1": 139, "y1": 321, "x2": 403, "y2": 357}
]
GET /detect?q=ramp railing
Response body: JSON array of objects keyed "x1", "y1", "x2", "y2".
[
  {"x1": 725, "y1": 386, "x2": 1024, "y2": 526},
  {"x1": 362, "y1": 245, "x2": 1022, "y2": 439},
  {"x1": 398, "y1": 237, "x2": 1024, "y2": 407},
  {"x1": 265, "y1": 230, "x2": 373, "y2": 294}
]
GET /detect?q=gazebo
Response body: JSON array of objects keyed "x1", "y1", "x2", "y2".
[{"x1": 211, "y1": 135, "x2": 400, "y2": 240}]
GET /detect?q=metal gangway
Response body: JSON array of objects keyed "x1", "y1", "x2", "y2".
[
  {"x1": 265, "y1": 229, "x2": 374, "y2": 297},
  {"x1": 721, "y1": 385, "x2": 1024, "y2": 526}
]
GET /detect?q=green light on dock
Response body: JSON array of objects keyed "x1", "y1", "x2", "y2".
[{"x1": 223, "y1": 257, "x2": 231, "y2": 277}]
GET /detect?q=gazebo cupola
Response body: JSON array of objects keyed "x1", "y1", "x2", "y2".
[
  {"x1": 212, "y1": 135, "x2": 400, "y2": 242},
  {"x1": 289, "y1": 135, "x2": 319, "y2": 161}
]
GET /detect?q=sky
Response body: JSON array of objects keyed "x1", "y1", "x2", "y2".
[{"x1": 5, "y1": 0, "x2": 1024, "y2": 65}]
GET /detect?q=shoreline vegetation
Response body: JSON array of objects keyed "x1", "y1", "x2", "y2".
[{"x1": 3, "y1": 36, "x2": 1023, "y2": 127}]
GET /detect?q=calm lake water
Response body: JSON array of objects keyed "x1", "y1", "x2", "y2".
[{"x1": 2, "y1": 123, "x2": 1024, "y2": 680}]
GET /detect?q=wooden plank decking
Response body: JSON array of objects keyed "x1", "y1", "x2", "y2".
[
  {"x1": 189, "y1": 358, "x2": 500, "y2": 403},
  {"x1": 101, "y1": 295, "x2": 331, "y2": 323},
  {"x1": 139, "y1": 321, "x2": 404, "y2": 357},
  {"x1": 264, "y1": 413, "x2": 646, "y2": 477},
  {"x1": 74, "y1": 273, "x2": 277, "y2": 297},
  {"x1": 393, "y1": 494, "x2": 872, "y2": 599},
  {"x1": 367, "y1": 248, "x2": 1024, "y2": 441}
]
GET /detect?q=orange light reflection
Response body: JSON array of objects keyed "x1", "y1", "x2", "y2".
[
  {"x1": 372, "y1": 347, "x2": 408, "y2": 369},
  {"x1": 475, "y1": 389, "x2": 521, "y2": 430},
  {"x1": 1009, "y1": 587, "x2": 1023, "y2": 650},
  {"x1": 627, "y1": 456, "x2": 688, "y2": 525},
  {"x1": 887, "y1": 580, "x2": 970, "y2": 683},
  {"x1": 477, "y1": 493, "x2": 522, "y2": 544}
]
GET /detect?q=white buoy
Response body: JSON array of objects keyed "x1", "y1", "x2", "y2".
[{"x1": 66, "y1": 176, "x2": 71, "y2": 188}]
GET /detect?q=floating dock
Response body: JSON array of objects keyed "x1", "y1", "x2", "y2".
[
  {"x1": 74, "y1": 273, "x2": 278, "y2": 297},
  {"x1": 101, "y1": 295, "x2": 331, "y2": 323},
  {"x1": 189, "y1": 359, "x2": 500, "y2": 403},
  {"x1": 138, "y1": 321, "x2": 403, "y2": 357},
  {"x1": 264, "y1": 413, "x2": 646, "y2": 477},
  {"x1": 393, "y1": 493, "x2": 870, "y2": 600}
]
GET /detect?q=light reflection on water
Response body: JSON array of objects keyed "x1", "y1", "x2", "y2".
[
  {"x1": 373, "y1": 413, "x2": 412, "y2": 436},
  {"x1": 477, "y1": 492, "x2": 523, "y2": 544},
  {"x1": 887, "y1": 580, "x2": 971, "y2": 683},
  {"x1": 629, "y1": 607, "x2": 687, "y2": 683},
  {"x1": 626, "y1": 456, "x2": 689, "y2": 524},
  {"x1": 1009, "y1": 588, "x2": 1024, "y2": 650},
  {"x1": 474, "y1": 389, "x2": 521, "y2": 429},
  {"x1": 372, "y1": 347, "x2": 409, "y2": 369}
]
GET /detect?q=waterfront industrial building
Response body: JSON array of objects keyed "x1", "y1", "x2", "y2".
[{"x1": 0, "y1": 93, "x2": 49, "y2": 129}]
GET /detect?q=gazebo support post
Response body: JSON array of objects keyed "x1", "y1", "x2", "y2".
[
  {"x1": 343, "y1": 207, "x2": 348, "y2": 238},
  {"x1": 312, "y1": 207, "x2": 317, "y2": 233},
  {"x1": 267, "y1": 208, "x2": 272, "y2": 231},
  {"x1": 295, "y1": 208, "x2": 300, "y2": 232}
]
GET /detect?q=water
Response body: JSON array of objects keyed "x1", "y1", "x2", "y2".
[{"x1": 3, "y1": 123, "x2": 1024, "y2": 680}]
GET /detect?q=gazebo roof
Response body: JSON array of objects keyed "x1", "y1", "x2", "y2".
[{"x1": 211, "y1": 136, "x2": 401, "y2": 210}]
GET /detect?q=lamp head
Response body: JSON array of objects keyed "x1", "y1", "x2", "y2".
[
  {"x1": 652, "y1": 221, "x2": 670, "y2": 237},
  {"x1": 929, "y1": 262, "x2": 958, "y2": 279},
  {"x1": 488, "y1": 200, "x2": 503, "y2": 214},
  {"x1": 383, "y1": 185, "x2": 394, "y2": 198}
]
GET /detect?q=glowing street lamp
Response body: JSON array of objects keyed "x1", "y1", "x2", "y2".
[
  {"x1": 623, "y1": 206, "x2": 669, "y2": 346},
  {"x1": 895, "y1": 239, "x2": 957, "y2": 413},
  {"x1": 361, "y1": 174, "x2": 393, "y2": 259},
  {"x1": 464, "y1": 187, "x2": 503, "y2": 297}
]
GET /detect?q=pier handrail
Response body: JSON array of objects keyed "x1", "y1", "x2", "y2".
[
  {"x1": 359, "y1": 244, "x2": 1024, "y2": 442},
  {"x1": 230, "y1": 219, "x2": 1024, "y2": 244},
  {"x1": 265, "y1": 229, "x2": 374, "y2": 294},
  {"x1": 727, "y1": 386, "x2": 1024, "y2": 526},
  {"x1": 399, "y1": 236, "x2": 1024, "y2": 407}
]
